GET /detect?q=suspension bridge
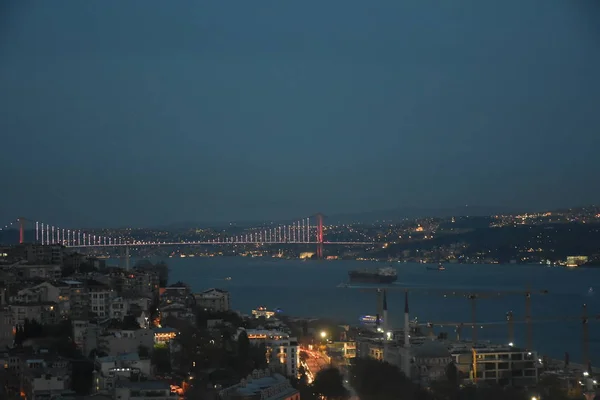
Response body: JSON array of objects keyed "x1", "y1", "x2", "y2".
[{"x1": 0, "y1": 214, "x2": 373, "y2": 257}]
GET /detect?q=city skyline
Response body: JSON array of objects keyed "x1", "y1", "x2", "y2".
[{"x1": 1, "y1": 1, "x2": 599, "y2": 227}]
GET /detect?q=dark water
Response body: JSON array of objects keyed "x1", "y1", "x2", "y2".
[{"x1": 135, "y1": 257, "x2": 600, "y2": 363}]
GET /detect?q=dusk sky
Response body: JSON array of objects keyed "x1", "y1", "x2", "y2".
[{"x1": 1, "y1": 1, "x2": 599, "y2": 227}]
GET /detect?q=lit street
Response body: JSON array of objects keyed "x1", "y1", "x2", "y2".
[
  {"x1": 300, "y1": 347, "x2": 330, "y2": 383},
  {"x1": 300, "y1": 347, "x2": 359, "y2": 399}
]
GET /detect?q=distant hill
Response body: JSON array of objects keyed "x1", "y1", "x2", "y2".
[
  {"x1": 154, "y1": 205, "x2": 524, "y2": 229},
  {"x1": 326, "y1": 205, "x2": 526, "y2": 224}
]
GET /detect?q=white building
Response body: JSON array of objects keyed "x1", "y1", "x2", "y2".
[
  {"x1": 73, "y1": 319, "x2": 101, "y2": 354},
  {"x1": 110, "y1": 296, "x2": 152, "y2": 320},
  {"x1": 56, "y1": 280, "x2": 88, "y2": 319},
  {"x1": 244, "y1": 329, "x2": 299, "y2": 378},
  {"x1": 88, "y1": 280, "x2": 114, "y2": 318},
  {"x1": 194, "y1": 288, "x2": 230, "y2": 312},
  {"x1": 10, "y1": 302, "x2": 58, "y2": 325},
  {"x1": 94, "y1": 353, "x2": 151, "y2": 392},
  {"x1": 14, "y1": 264, "x2": 62, "y2": 280},
  {"x1": 22, "y1": 372, "x2": 69, "y2": 400},
  {"x1": 11, "y1": 282, "x2": 65, "y2": 316},
  {"x1": 110, "y1": 297, "x2": 131, "y2": 320},
  {"x1": 30, "y1": 282, "x2": 61, "y2": 303}
]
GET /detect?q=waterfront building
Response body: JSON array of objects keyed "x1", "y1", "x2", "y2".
[
  {"x1": 566, "y1": 255, "x2": 589, "y2": 267},
  {"x1": 252, "y1": 306, "x2": 275, "y2": 319},
  {"x1": 451, "y1": 342, "x2": 539, "y2": 387}
]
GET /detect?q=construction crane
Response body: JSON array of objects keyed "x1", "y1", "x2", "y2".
[
  {"x1": 338, "y1": 283, "x2": 548, "y2": 348},
  {"x1": 436, "y1": 286, "x2": 549, "y2": 349},
  {"x1": 418, "y1": 304, "x2": 600, "y2": 368},
  {"x1": 417, "y1": 319, "x2": 503, "y2": 341}
]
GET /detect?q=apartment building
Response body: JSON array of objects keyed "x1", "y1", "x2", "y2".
[
  {"x1": 244, "y1": 329, "x2": 298, "y2": 378},
  {"x1": 194, "y1": 288, "x2": 230, "y2": 312}
]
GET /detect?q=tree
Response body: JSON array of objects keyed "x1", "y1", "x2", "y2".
[
  {"x1": 14, "y1": 324, "x2": 25, "y2": 346},
  {"x1": 162, "y1": 315, "x2": 189, "y2": 332},
  {"x1": 249, "y1": 342, "x2": 268, "y2": 370},
  {"x1": 349, "y1": 358, "x2": 419, "y2": 400},
  {"x1": 122, "y1": 315, "x2": 140, "y2": 330},
  {"x1": 151, "y1": 345, "x2": 171, "y2": 374},
  {"x1": 88, "y1": 349, "x2": 108, "y2": 359},
  {"x1": 312, "y1": 367, "x2": 349, "y2": 400},
  {"x1": 537, "y1": 375, "x2": 570, "y2": 400},
  {"x1": 430, "y1": 363, "x2": 459, "y2": 400},
  {"x1": 149, "y1": 293, "x2": 160, "y2": 327},
  {"x1": 236, "y1": 330, "x2": 250, "y2": 374},
  {"x1": 138, "y1": 345, "x2": 150, "y2": 358},
  {"x1": 23, "y1": 318, "x2": 43, "y2": 339},
  {"x1": 55, "y1": 335, "x2": 80, "y2": 359},
  {"x1": 71, "y1": 359, "x2": 94, "y2": 395}
]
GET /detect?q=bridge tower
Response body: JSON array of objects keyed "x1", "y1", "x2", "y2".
[
  {"x1": 17, "y1": 217, "x2": 26, "y2": 244},
  {"x1": 315, "y1": 213, "x2": 325, "y2": 259}
]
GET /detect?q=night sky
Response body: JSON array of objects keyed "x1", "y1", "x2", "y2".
[{"x1": 1, "y1": 1, "x2": 599, "y2": 227}]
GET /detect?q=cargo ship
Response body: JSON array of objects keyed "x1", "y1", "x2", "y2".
[{"x1": 348, "y1": 266, "x2": 397, "y2": 284}]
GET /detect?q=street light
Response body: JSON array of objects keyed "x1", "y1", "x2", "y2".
[{"x1": 320, "y1": 331, "x2": 327, "y2": 339}]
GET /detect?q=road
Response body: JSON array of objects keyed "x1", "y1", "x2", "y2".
[
  {"x1": 301, "y1": 347, "x2": 330, "y2": 383},
  {"x1": 300, "y1": 347, "x2": 359, "y2": 399}
]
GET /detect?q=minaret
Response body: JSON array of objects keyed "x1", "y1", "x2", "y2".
[
  {"x1": 382, "y1": 289, "x2": 389, "y2": 363},
  {"x1": 404, "y1": 291, "x2": 410, "y2": 347},
  {"x1": 125, "y1": 246, "x2": 130, "y2": 271},
  {"x1": 403, "y1": 291, "x2": 411, "y2": 377},
  {"x1": 383, "y1": 290, "x2": 389, "y2": 334}
]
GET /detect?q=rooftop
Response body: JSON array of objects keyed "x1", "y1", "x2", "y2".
[
  {"x1": 10, "y1": 301, "x2": 57, "y2": 306},
  {"x1": 221, "y1": 371, "x2": 297, "y2": 400},
  {"x1": 60, "y1": 279, "x2": 83, "y2": 285},
  {"x1": 412, "y1": 340, "x2": 452, "y2": 358},
  {"x1": 448, "y1": 342, "x2": 532, "y2": 354},
  {"x1": 245, "y1": 329, "x2": 290, "y2": 338},
  {"x1": 97, "y1": 353, "x2": 140, "y2": 363},
  {"x1": 201, "y1": 288, "x2": 228, "y2": 294},
  {"x1": 153, "y1": 326, "x2": 178, "y2": 334}
]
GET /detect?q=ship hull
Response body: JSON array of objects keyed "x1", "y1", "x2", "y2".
[{"x1": 348, "y1": 272, "x2": 397, "y2": 284}]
